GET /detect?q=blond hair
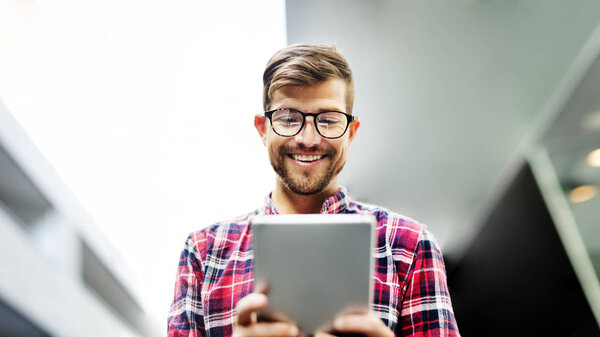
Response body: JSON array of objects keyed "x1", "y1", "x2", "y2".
[{"x1": 263, "y1": 44, "x2": 354, "y2": 113}]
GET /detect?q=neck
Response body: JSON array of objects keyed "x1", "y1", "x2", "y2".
[{"x1": 272, "y1": 179, "x2": 339, "y2": 214}]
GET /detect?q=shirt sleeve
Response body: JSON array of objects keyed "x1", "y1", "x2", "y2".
[
  {"x1": 398, "y1": 229, "x2": 460, "y2": 337},
  {"x1": 168, "y1": 234, "x2": 206, "y2": 337}
]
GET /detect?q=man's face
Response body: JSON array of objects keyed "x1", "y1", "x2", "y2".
[{"x1": 255, "y1": 79, "x2": 360, "y2": 195}]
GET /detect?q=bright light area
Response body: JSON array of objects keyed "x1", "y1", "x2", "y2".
[
  {"x1": 569, "y1": 185, "x2": 597, "y2": 204},
  {"x1": 0, "y1": 0, "x2": 286, "y2": 328},
  {"x1": 586, "y1": 147, "x2": 600, "y2": 167}
]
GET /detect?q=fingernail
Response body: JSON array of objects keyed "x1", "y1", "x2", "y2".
[
  {"x1": 334, "y1": 318, "x2": 344, "y2": 329},
  {"x1": 289, "y1": 326, "x2": 299, "y2": 336}
]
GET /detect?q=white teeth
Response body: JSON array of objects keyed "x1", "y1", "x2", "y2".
[{"x1": 292, "y1": 154, "x2": 324, "y2": 162}]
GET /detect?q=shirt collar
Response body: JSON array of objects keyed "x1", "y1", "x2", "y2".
[
  {"x1": 263, "y1": 193, "x2": 279, "y2": 215},
  {"x1": 262, "y1": 186, "x2": 351, "y2": 215}
]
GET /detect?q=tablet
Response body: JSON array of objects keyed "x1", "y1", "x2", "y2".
[{"x1": 251, "y1": 214, "x2": 375, "y2": 334}]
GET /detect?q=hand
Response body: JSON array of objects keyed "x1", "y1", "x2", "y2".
[
  {"x1": 233, "y1": 293, "x2": 300, "y2": 337},
  {"x1": 315, "y1": 313, "x2": 394, "y2": 337}
]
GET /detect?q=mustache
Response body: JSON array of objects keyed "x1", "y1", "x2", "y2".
[{"x1": 278, "y1": 144, "x2": 336, "y2": 156}]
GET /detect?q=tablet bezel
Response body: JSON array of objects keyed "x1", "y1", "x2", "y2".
[{"x1": 251, "y1": 214, "x2": 375, "y2": 334}]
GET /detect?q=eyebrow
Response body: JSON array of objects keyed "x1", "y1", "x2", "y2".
[{"x1": 282, "y1": 107, "x2": 346, "y2": 113}]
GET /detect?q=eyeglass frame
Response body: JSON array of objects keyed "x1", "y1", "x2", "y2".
[{"x1": 264, "y1": 108, "x2": 356, "y2": 139}]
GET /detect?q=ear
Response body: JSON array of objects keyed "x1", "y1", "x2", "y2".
[
  {"x1": 254, "y1": 115, "x2": 267, "y2": 146},
  {"x1": 347, "y1": 118, "x2": 360, "y2": 144}
]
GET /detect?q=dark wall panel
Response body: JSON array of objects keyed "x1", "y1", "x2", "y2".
[{"x1": 448, "y1": 162, "x2": 599, "y2": 336}]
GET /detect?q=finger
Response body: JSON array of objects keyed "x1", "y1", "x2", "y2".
[
  {"x1": 255, "y1": 281, "x2": 270, "y2": 295},
  {"x1": 314, "y1": 332, "x2": 336, "y2": 337},
  {"x1": 238, "y1": 322, "x2": 300, "y2": 337},
  {"x1": 333, "y1": 314, "x2": 393, "y2": 337},
  {"x1": 235, "y1": 293, "x2": 268, "y2": 326}
]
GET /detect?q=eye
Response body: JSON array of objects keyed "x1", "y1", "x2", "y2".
[
  {"x1": 317, "y1": 112, "x2": 345, "y2": 126},
  {"x1": 280, "y1": 117, "x2": 298, "y2": 123},
  {"x1": 275, "y1": 116, "x2": 301, "y2": 125},
  {"x1": 318, "y1": 118, "x2": 340, "y2": 125}
]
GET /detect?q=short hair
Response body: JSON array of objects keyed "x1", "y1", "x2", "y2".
[{"x1": 263, "y1": 44, "x2": 354, "y2": 113}]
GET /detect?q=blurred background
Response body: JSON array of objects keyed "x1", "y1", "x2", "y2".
[{"x1": 1, "y1": 0, "x2": 600, "y2": 336}]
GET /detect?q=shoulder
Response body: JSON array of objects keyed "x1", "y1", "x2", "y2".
[
  {"x1": 185, "y1": 210, "x2": 258, "y2": 261},
  {"x1": 349, "y1": 200, "x2": 434, "y2": 255},
  {"x1": 350, "y1": 201, "x2": 448, "y2": 283}
]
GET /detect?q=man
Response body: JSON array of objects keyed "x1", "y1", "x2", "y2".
[{"x1": 168, "y1": 44, "x2": 460, "y2": 337}]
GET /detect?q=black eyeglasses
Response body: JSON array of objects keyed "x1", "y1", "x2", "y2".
[{"x1": 264, "y1": 108, "x2": 355, "y2": 139}]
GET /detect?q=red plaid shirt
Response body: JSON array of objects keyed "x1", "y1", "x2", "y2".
[{"x1": 168, "y1": 188, "x2": 460, "y2": 337}]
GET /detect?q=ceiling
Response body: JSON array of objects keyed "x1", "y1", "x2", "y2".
[{"x1": 285, "y1": 0, "x2": 600, "y2": 255}]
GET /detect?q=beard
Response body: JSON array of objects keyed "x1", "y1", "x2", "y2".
[{"x1": 270, "y1": 143, "x2": 345, "y2": 195}]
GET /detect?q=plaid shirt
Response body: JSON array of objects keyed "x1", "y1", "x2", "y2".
[{"x1": 168, "y1": 188, "x2": 460, "y2": 337}]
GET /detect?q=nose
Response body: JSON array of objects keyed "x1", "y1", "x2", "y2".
[{"x1": 294, "y1": 117, "x2": 322, "y2": 147}]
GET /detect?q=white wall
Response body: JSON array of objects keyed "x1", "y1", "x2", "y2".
[{"x1": 0, "y1": 0, "x2": 286, "y2": 330}]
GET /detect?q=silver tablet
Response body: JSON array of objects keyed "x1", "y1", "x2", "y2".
[{"x1": 251, "y1": 214, "x2": 375, "y2": 334}]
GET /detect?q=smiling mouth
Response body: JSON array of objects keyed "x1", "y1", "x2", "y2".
[{"x1": 289, "y1": 154, "x2": 325, "y2": 162}]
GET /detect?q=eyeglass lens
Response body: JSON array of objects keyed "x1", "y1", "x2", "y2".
[{"x1": 271, "y1": 109, "x2": 348, "y2": 138}]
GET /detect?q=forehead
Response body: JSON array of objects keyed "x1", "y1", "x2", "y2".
[{"x1": 270, "y1": 79, "x2": 347, "y2": 112}]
